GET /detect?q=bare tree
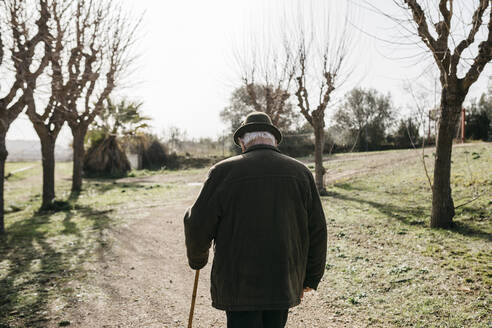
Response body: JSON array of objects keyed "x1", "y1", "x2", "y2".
[
  {"x1": 58, "y1": 0, "x2": 140, "y2": 194},
  {"x1": 235, "y1": 2, "x2": 355, "y2": 194},
  {"x1": 25, "y1": 1, "x2": 66, "y2": 209},
  {"x1": 294, "y1": 45, "x2": 335, "y2": 194},
  {"x1": 21, "y1": 1, "x2": 82, "y2": 209},
  {"x1": 0, "y1": 0, "x2": 50, "y2": 230},
  {"x1": 40, "y1": 0, "x2": 140, "y2": 195},
  {"x1": 22, "y1": 0, "x2": 139, "y2": 207},
  {"x1": 293, "y1": 3, "x2": 354, "y2": 194},
  {"x1": 399, "y1": 0, "x2": 491, "y2": 227}
]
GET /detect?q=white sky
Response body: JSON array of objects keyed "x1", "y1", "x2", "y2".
[{"x1": 7, "y1": 0, "x2": 491, "y2": 145}]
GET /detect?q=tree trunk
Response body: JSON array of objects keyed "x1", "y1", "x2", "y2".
[
  {"x1": 431, "y1": 102, "x2": 462, "y2": 228},
  {"x1": 40, "y1": 138, "x2": 56, "y2": 209},
  {"x1": 313, "y1": 122, "x2": 327, "y2": 195},
  {"x1": 0, "y1": 132, "x2": 7, "y2": 235},
  {"x1": 71, "y1": 125, "x2": 87, "y2": 194}
]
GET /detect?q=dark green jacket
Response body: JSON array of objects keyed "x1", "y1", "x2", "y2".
[{"x1": 184, "y1": 144, "x2": 327, "y2": 311}]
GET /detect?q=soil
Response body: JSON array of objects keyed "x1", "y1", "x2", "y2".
[{"x1": 48, "y1": 147, "x2": 457, "y2": 328}]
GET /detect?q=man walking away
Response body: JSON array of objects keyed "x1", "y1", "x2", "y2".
[{"x1": 184, "y1": 112, "x2": 327, "y2": 328}]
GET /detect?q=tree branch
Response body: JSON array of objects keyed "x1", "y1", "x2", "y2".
[
  {"x1": 403, "y1": 0, "x2": 449, "y2": 76},
  {"x1": 403, "y1": 0, "x2": 438, "y2": 50},
  {"x1": 452, "y1": 0, "x2": 488, "y2": 60},
  {"x1": 2, "y1": 0, "x2": 50, "y2": 125},
  {"x1": 461, "y1": 3, "x2": 492, "y2": 91},
  {"x1": 294, "y1": 44, "x2": 314, "y2": 126}
]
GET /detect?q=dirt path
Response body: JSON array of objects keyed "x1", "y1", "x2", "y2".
[
  {"x1": 55, "y1": 183, "x2": 343, "y2": 327},
  {"x1": 52, "y1": 148, "x2": 433, "y2": 327}
]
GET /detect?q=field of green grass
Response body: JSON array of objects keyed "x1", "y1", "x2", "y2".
[
  {"x1": 317, "y1": 144, "x2": 491, "y2": 327},
  {"x1": 0, "y1": 143, "x2": 490, "y2": 327}
]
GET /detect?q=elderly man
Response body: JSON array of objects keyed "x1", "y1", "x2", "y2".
[{"x1": 184, "y1": 112, "x2": 327, "y2": 328}]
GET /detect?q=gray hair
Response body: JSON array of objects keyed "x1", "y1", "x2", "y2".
[{"x1": 240, "y1": 131, "x2": 276, "y2": 147}]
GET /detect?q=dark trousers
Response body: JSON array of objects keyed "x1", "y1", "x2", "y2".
[{"x1": 226, "y1": 310, "x2": 289, "y2": 328}]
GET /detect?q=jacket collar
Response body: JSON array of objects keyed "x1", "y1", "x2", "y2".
[{"x1": 243, "y1": 144, "x2": 281, "y2": 154}]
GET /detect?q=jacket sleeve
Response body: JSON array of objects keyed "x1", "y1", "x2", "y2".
[
  {"x1": 303, "y1": 172, "x2": 327, "y2": 290},
  {"x1": 184, "y1": 167, "x2": 221, "y2": 270}
]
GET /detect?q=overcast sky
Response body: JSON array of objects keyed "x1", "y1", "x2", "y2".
[{"x1": 7, "y1": 0, "x2": 491, "y2": 145}]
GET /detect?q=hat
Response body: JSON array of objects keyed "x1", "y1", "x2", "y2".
[{"x1": 233, "y1": 111, "x2": 282, "y2": 146}]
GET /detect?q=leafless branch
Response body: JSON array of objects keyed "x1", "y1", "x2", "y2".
[
  {"x1": 0, "y1": 0, "x2": 51, "y2": 128},
  {"x1": 294, "y1": 45, "x2": 313, "y2": 126},
  {"x1": 451, "y1": 0, "x2": 489, "y2": 74},
  {"x1": 462, "y1": 2, "x2": 492, "y2": 91}
]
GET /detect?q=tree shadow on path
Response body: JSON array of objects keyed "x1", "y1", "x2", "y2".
[{"x1": 0, "y1": 204, "x2": 113, "y2": 328}]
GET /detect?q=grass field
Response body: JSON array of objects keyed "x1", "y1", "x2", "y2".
[
  {"x1": 318, "y1": 144, "x2": 491, "y2": 327},
  {"x1": 0, "y1": 143, "x2": 491, "y2": 327}
]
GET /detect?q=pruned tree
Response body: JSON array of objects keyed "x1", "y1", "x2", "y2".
[
  {"x1": 293, "y1": 2, "x2": 355, "y2": 194},
  {"x1": 45, "y1": 0, "x2": 141, "y2": 195},
  {"x1": 400, "y1": 0, "x2": 492, "y2": 227},
  {"x1": 0, "y1": 0, "x2": 50, "y2": 230},
  {"x1": 234, "y1": 1, "x2": 356, "y2": 194},
  {"x1": 25, "y1": 0, "x2": 66, "y2": 209},
  {"x1": 294, "y1": 41, "x2": 337, "y2": 195}
]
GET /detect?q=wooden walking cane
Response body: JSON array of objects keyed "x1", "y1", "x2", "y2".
[{"x1": 188, "y1": 269, "x2": 200, "y2": 328}]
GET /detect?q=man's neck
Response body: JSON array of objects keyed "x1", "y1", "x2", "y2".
[{"x1": 242, "y1": 139, "x2": 277, "y2": 152}]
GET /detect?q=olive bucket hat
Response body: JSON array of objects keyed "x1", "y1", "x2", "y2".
[{"x1": 233, "y1": 111, "x2": 282, "y2": 146}]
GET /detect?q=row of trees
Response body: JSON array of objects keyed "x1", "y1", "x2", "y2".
[
  {"x1": 223, "y1": 84, "x2": 491, "y2": 153},
  {"x1": 1, "y1": 0, "x2": 490, "y2": 232},
  {"x1": 221, "y1": 86, "x2": 393, "y2": 153},
  {"x1": 0, "y1": 0, "x2": 139, "y2": 233},
  {"x1": 226, "y1": 0, "x2": 491, "y2": 228}
]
